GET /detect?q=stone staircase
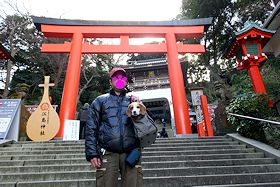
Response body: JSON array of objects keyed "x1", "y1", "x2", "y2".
[{"x1": 0, "y1": 136, "x2": 280, "y2": 186}]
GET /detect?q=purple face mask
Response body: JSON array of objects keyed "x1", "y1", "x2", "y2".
[{"x1": 112, "y1": 75, "x2": 127, "y2": 89}]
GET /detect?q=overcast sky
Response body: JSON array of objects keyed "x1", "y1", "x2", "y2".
[
  {"x1": 1, "y1": 0, "x2": 182, "y2": 21},
  {"x1": 0, "y1": 0, "x2": 184, "y2": 85},
  {"x1": 1, "y1": 0, "x2": 183, "y2": 45}
]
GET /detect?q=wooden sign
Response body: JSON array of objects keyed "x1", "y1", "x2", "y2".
[{"x1": 26, "y1": 76, "x2": 60, "y2": 141}]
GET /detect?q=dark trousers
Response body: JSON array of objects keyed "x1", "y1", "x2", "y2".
[
  {"x1": 79, "y1": 121, "x2": 86, "y2": 139},
  {"x1": 96, "y1": 151, "x2": 143, "y2": 187}
]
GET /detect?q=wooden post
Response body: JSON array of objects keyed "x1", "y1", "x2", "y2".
[
  {"x1": 248, "y1": 65, "x2": 267, "y2": 94},
  {"x1": 200, "y1": 95, "x2": 214, "y2": 137}
]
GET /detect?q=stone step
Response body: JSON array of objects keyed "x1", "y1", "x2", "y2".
[
  {"x1": 0, "y1": 145, "x2": 248, "y2": 156},
  {"x1": 0, "y1": 141, "x2": 240, "y2": 150},
  {"x1": 0, "y1": 171, "x2": 96, "y2": 182},
  {"x1": 141, "y1": 148, "x2": 256, "y2": 156},
  {"x1": 142, "y1": 153, "x2": 265, "y2": 162},
  {"x1": 156, "y1": 139, "x2": 233, "y2": 144},
  {"x1": 0, "y1": 148, "x2": 256, "y2": 159},
  {"x1": 142, "y1": 158, "x2": 277, "y2": 168},
  {"x1": 1, "y1": 172, "x2": 280, "y2": 186},
  {"x1": 196, "y1": 182, "x2": 280, "y2": 187},
  {"x1": 155, "y1": 139, "x2": 232, "y2": 144},
  {"x1": 12, "y1": 137, "x2": 227, "y2": 144},
  {"x1": 3, "y1": 137, "x2": 230, "y2": 147},
  {"x1": 0, "y1": 157, "x2": 275, "y2": 168},
  {"x1": 0, "y1": 164, "x2": 93, "y2": 173},
  {"x1": 1, "y1": 181, "x2": 279, "y2": 187},
  {"x1": 143, "y1": 164, "x2": 280, "y2": 177},
  {"x1": 0, "y1": 146, "x2": 252, "y2": 156},
  {"x1": 1, "y1": 162, "x2": 280, "y2": 175},
  {"x1": 142, "y1": 172, "x2": 280, "y2": 187},
  {"x1": 0, "y1": 135, "x2": 278, "y2": 187},
  {"x1": 157, "y1": 136, "x2": 227, "y2": 140},
  {"x1": 0, "y1": 151, "x2": 265, "y2": 161},
  {"x1": 145, "y1": 144, "x2": 247, "y2": 150},
  {"x1": 1, "y1": 165, "x2": 280, "y2": 182}
]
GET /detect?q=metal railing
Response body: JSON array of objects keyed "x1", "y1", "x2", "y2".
[{"x1": 227, "y1": 112, "x2": 280, "y2": 127}]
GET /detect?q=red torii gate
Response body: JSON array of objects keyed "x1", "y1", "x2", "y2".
[{"x1": 33, "y1": 16, "x2": 212, "y2": 138}]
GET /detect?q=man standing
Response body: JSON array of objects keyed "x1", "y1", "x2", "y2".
[
  {"x1": 85, "y1": 67, "x2": 143, "y2": 187},
  {"x1": 77, "y1": 103, "x2": 90, "y2": 139}
]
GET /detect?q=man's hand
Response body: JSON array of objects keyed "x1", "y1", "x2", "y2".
[
  {"x1": 131, "y1": 95, "x2": 140, "y2": 102},
  {"x1": 90, "y1": 157, "x2": 102, "y2": 168}
]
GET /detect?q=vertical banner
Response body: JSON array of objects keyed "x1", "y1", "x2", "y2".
[
  {"x1": 0, "y1": 99, "x2": 21, "y2": 140},
  {"x1": 194, "y1": 105, "x2": 205, "y2": 137},
  {"x1": 63, "y1": 120, "x2": 80, "y2": 141}
]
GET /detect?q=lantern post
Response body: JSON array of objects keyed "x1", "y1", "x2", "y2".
[
  {"x1": 226, "y1": 20, "x2": 276, "y2": 107},
  {"x1": 226, "y1": 20, "x2": 275, "y2": 101}
]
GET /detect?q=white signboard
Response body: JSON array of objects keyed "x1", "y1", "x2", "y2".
[
  {"x1": 0, "y1": 118, "x2": 11, "y2": 133},
  {"x1": 0, "y1": 99, "x2": 21, "y2": 140},
  {"x1": 63, "y1": 120, "x2": 80, "y2": 141},
  {"x1": 191, "y1": 90, "x2": 204, "y2": 106}
]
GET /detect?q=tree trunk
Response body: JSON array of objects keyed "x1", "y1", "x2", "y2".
[
  {"x1": 2, "y1": 59, "x2": 12, "y2": 98},
  {"x1": 2, "y1": 46, "x2": 17, "y2": 98}
]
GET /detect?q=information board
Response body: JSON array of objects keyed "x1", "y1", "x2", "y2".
[
  {"x1": 0, "y1": 99, "x2": 21, "y2": 140},
  {"x1": 191, "y1": 90, "x2": 204, "y2": 106},
  {"x1": 63, "y1": 120, "x2": 80, "y2": 141}
]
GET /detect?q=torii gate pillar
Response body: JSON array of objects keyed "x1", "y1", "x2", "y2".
[
  {"x1": 166, "y1": 32, "x2": 191, "y2": 134},
  {"x1": 57, "y1": 33, "x2": 83, "y2": 137}
]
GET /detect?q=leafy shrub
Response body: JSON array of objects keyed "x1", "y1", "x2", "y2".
[
  {"x1": 226, "y1": 93, "x2": 277, "y2": 142},
  {"x1": 262, "y1": 116, "x2": 280, "y2": 150}
]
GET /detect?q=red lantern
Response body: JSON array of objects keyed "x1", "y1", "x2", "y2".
[{"x1": 226, "y1": 20, "x2": 275, "y2": 95}]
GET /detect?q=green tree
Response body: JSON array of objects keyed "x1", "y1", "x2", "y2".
[
  {"x1": 78, "y1": 53, "x2": 113, "y2": 106},
  {"x1": 260, "y1": 56, "x2": 280, "y2": 100},
  {"x1": 177, "y1": 0, "x2": 273, "y2": 102},
  {"x1": 0, "y1": 6, "x2": 114, "y2": 106},
  {"x1": 0, "y1": 14, "x2": 39, "y2": 98}
]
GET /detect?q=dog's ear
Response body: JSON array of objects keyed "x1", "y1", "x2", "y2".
[
  {"x1": 139, "y1": 103, "x2": 146, "y2": 115},
  {"x1": 127, "y1": 104, "x2": 133, "y2": 117}
]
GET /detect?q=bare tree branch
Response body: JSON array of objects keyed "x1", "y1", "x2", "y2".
[{"x1": 78, "y1": 73, "x2": 98, "y2": 102}]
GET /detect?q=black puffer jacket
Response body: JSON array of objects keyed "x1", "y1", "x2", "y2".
[{"x1": 85, "y1": 89, "x2": 139, "y2": 161}]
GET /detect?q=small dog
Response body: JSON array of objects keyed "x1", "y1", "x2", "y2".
[{"x1": 127, "y1": 102, "x2": 146, "y2": 118}]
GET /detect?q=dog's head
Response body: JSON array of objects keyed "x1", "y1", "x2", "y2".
[{"x1": 127, "y1": 102, "x2": 146, "y2": 117}]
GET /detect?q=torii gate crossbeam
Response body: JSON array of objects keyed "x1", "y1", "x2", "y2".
[{"x1": 33, "y1": 16, "x2": 212, "y2": 138}]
